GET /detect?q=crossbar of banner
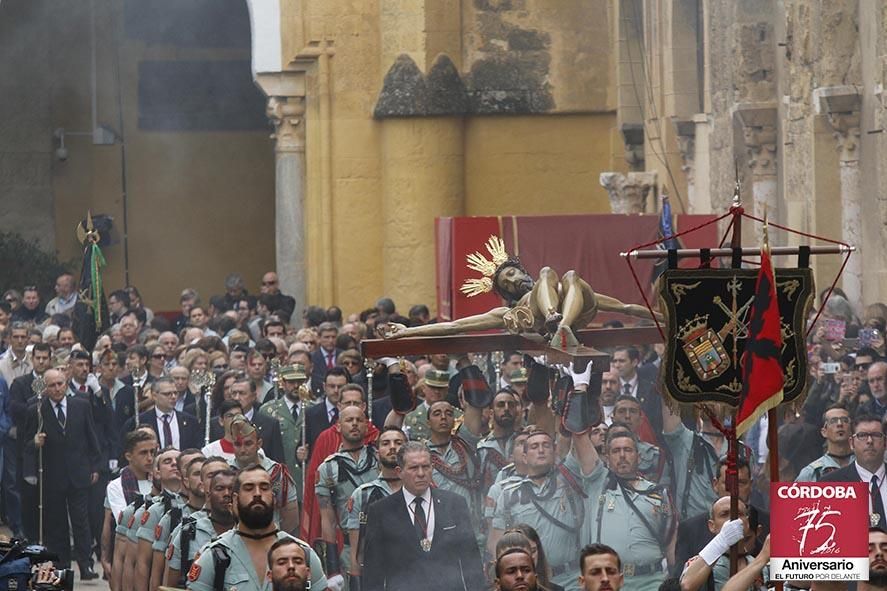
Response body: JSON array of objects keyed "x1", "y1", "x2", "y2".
[{"x1": 621, "y1": 244, "x2": 854, "y2": 260}]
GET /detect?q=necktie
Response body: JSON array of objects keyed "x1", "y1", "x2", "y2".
[
  {"x1": 413, "y1": 497, "x2": 428, "y2": 540},
  {"x1": 330, "y1": 407, "x2": 339, "y2": 424},
  {"x1": 79, "y1": 384, "x2": 86, "y2": 393},
  {"x1": 291, "y1": 403, "x2": 299, "y2": 423},
  {"x1": 326, "y1": 352, "x2": 334, "y2": 369},
  {"x1": 162, "y1": 414, "x2": 173, "y2": 448},
  {"x1": 623, "y1": 382, "x2": 632, "y2": 396},
  {"x1": 56, "y1": 403, "x2": 66, "y2": 429},
  {"x1": 872, "y1": 476, "x2": 886, "y2": 526}
]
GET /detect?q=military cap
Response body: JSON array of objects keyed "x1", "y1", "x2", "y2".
[
  {"x1": 509, "y1": 368, "x2": 528, "y2": 384},
  {"x1": 424, "y1": 368, "x2": 450, "y2": 389},
  {"x1": 279, "y1": 363, "x2": 307, "y2": 381},
  {"x1": 229, "y1": 415, "x2": 257, "y2": 438},
  {"x1": 459, "y1": 365, "x2": 494, "y2": 408}
]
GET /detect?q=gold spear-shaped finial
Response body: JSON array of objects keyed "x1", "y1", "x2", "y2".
[{"x1": 76, "y1": 210, "x2": 101, "y2": 245}]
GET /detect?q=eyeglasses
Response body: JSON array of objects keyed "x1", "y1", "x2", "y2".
[
  {"x1": 853, "y1": 432, "x2": 886, "y2": 441},
  {"x1": 342, "y1": 360, "x2": 360, "y2": 367},
  {"x1": 825, "y1": 416, "x2": 851, "y2": 425},
  {"x1": 151, "y1": 354, "x2": 165, "y2": 359},
  {"x1": 857, "y1": 363, "x2": 872, "y2": 371},
  {"x1": 214, "y1": 364, "x2": 229, "y2": 370}
]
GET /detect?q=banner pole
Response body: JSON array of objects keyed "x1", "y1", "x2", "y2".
[{"x1": 728, "y1": 193, "x2": 742, "y2": 576}]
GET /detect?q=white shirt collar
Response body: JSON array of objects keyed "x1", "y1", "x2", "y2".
[
  {"x1": 284, "y1": 397, "x2": 297, "y2": 413},
  {"x1": 53, "y1": 397, "x2": 67, "y2": 410},
  {"x1": 244, "y1": 407, "x2": 254, "y2": 421},
  {"x1": 402, "y1": 486, "x2": 432, "y2": 508},
  {"x1": 856, "y1": 462, "x2": 886, "y2": 483},
  {"x1": 155, "y1": 408, "x2": 176, "y2": 421},
  {"x1": 325, "y1": 398, "x2": 336, "y2": 417}
]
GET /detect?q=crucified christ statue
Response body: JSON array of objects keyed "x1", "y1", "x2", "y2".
[{"x1": 378, "y1": 236, "x2": 658, "y2": 347}]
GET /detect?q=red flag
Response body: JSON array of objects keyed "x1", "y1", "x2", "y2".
[{"x1": 735, "y1": 244, "x2": 784, "y2": 436}]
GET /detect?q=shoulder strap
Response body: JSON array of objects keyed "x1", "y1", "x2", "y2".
[{"x1": 211, "y1": 544, "x2": 231, "y2": 591}]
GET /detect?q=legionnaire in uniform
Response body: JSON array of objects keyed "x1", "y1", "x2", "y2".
[
  {"x1": 185, "y1": 465, "x2": 329, "y2": 591},
  {"x1": 580, "y1": 429, "x2": 675, "y2": 591},
  {"x1": 490, "y1": 430, "x2": 599, "y2": 591},
  {"x1": 402, "y1": 369, "x2": 455, "y2": 441},
  {"x1": 113, "y1": 494, "x2": 149, "y2": 591},
  {"x1": 424, "y1": 402, "x2": 481, "y2": 525},
  {"x1": 165, "y1": 466, "x2": 236, "y2": 587},
  {"x1": 315, "y1": 406, "x2": 379, "y2": 586},
  {"x1": 611, "y1": 397, "x2": 667, "y2": 483},
  {"x1": 661, "y1": 400, "x2": 719, "y2": 521},
  {"x1": 147, "y1": 453, "x2": 206, "y2": 590},
  {"x1": 484, "y1": 428, "x2": 532, "y2": 538},
  {"x1": 259, "y1": 363, "x2": 309, "y2": 499},
  {"x1": 133, "y1": 447, "x2": 186, "y2": 591},
  {"x1": 608, "y1": 420, "x2": 664, "y2": 484},
  {"x1": 796, "y1": 405, "x2": 854, "y2": 482},
  {"x1": 476, "y1": 391, "x2": 520, "y2": 491},
  {"x1": 345, "y1": 426, "x2": 406, "y2": 591},
  {"x1": 229, "y1": 416, "x2": 300, "y2": 533},
  {"x1": 680, "y1": 497, "x2": 767, "y2": 591}
]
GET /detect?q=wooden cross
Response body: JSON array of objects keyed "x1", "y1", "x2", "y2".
[{"x1": 361, "y1": 326, "x2": 663, "y2": 371}]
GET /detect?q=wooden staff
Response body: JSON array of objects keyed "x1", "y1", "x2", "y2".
[{"x1": 32, "y1": 376, "x2": 46, "y2": 545}]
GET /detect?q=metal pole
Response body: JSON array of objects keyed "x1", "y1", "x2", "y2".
[{"x1": 622, "y1": 244, "x2": 853, "y2": 260}]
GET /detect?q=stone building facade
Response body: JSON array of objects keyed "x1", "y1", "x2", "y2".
[{"x1": 605, "y1": 0, "x2": 887, "y2": 312}]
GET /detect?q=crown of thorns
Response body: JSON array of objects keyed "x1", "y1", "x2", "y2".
[{"x1": 460, "y1": 235, "x2": 512, "y2": 297}]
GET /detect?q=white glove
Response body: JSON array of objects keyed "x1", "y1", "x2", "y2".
[
  {"x1": 327, "y1": 574, "x2": 345, "y2": 591},
  {"x1": 86, "y1": 373, "x2": 101, "y2": 393},
  {"x1": 699, "y1": 519, "x2": 745, "y2": 566},
  {"x1": 569, "y1": 361, "x2": 592, "y2": 388}
]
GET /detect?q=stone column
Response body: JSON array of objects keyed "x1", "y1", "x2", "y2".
[
  {"x1": 673, "y1": 118, "x2": 697, "y2": 212},
  {"x1": 266, "y1": 95, "x2": 307, "y2": 323},
  {"x1": 733, "y1": 104, "x2": 778, "y2": 235},
  {"x1": 815, "y1": 87, "x2": 862, "y2": 310},
  {"x1": 599, "y1": 171, "x2": 657, "y2": 214}
]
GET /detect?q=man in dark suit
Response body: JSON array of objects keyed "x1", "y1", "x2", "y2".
[
  {"x1": 823, "y1": 413, "x2": 887, "y2": 528},
  {"x1": 120, "y1": 377, "x2": 202, "y2": 451},
  {"x1": 24, "y1": 368, "x2": 101, "y2": 579},
  {"x1": 304, "y1": 368, "x2": 350, "y2": 454},
  {"x1": 612, "y1": 346, "x2": 662, "y2": 435},
  {"x1": 8, "y1": 342, "x2": 53, "y2": 540},
  {"x1": 310, "y1": 322, "x2": 343, "y2": 393},
  {"x1": 362, "y1": 441, "x2": 485, "y2": 591},
  {"x1": 229, "y1": 376, "x2": 286, "y2": 464}
]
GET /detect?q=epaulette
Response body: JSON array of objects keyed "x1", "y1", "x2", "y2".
[
  {"x1": 502, "y1": 462, "x2": 515, "y2": 471},
  {"x1": 501, "y1": 478, "x2": 524, "y2": 493},
  {"x1": 323, "y1": 453, "x2": 338, "y2": 463}
]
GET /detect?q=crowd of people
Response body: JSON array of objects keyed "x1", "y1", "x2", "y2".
[{"x1": 1, "y1": 271, "x2": 887, "y2": 591}]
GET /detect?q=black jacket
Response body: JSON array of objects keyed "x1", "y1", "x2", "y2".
[
  {"x1": 363, "y1": 488, "x2": 485, "y2": 591},
  {"x1": 121, "y1": 409, "x2": 203, "y2": 451},
  {"x1": 24, "y1": 396, "x2": 102, "y2": 488}
]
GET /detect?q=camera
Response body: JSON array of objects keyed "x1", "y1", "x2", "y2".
[{"x1": 0, "y1": 540, "x2": 74, "y2": 591}]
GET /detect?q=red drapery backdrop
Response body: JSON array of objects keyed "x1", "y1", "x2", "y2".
[{"x1": 436, "y1": 214, "x2": 719, "y2": 322}]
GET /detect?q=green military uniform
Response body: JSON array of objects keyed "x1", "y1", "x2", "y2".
[
  {"x1": 136, "y1": 491, "x2": 187, "y2": 546},
  {"x1": 493, "y1": 457, "x2": 586, "y2": 591},
  {"x1": 116, "y1": 498, "x2": 144, "y2": 537},
  {"x1": 259, "y1": 364, "x2": 308, "y2": 500},
  {"x1": 258, "y1": 396, "x2": 305, "y2": 499},
  {"x1": 681, "y1": 554, "x2": 770, "y2": 591},
  {"x1": 403, "y1": 402, "x2": 463, "y2": 442},
  {"x1": 345, "y1": 477, "x2": 399, "y2": 570},
  {"x1": 165, "y1": 509, "x2": 224, "y2": 584},
  {"x1": 230, "y1": 454, "x2": 299, "y2": 526},
  {"x1": 477, "y1": 432, "x2": 515, "y2": 491},
  {"x1": 662, "y1": 422, "x2": 718, "y2": 520},
  {"x1": 185, "y1": 530, "x2": 327, "y2": 591},
  {"x1": 316, "y1": 445, "x2": 378, "y2": 574},
  {"x1": 152, "y1": 503, "x2": 203, "y2": 554},
  {"x1": 637, "y1": 440, "x2": 666, "y2": 483},
  {"x1": 484, "y1": 472, "x2": 522, "y2": 525},
  {"x1": 578, "y1": 459, "x2": 672, "y2": 591},
  {"x1": 495, "y1": 463, "x2": 518, "y2": 484},
  {"x1": 127, "y1": 503, "x2": 150, "y2": 543},
  {"x1": 795, "y1": 453, "x2": 853, "y2": 482}
]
